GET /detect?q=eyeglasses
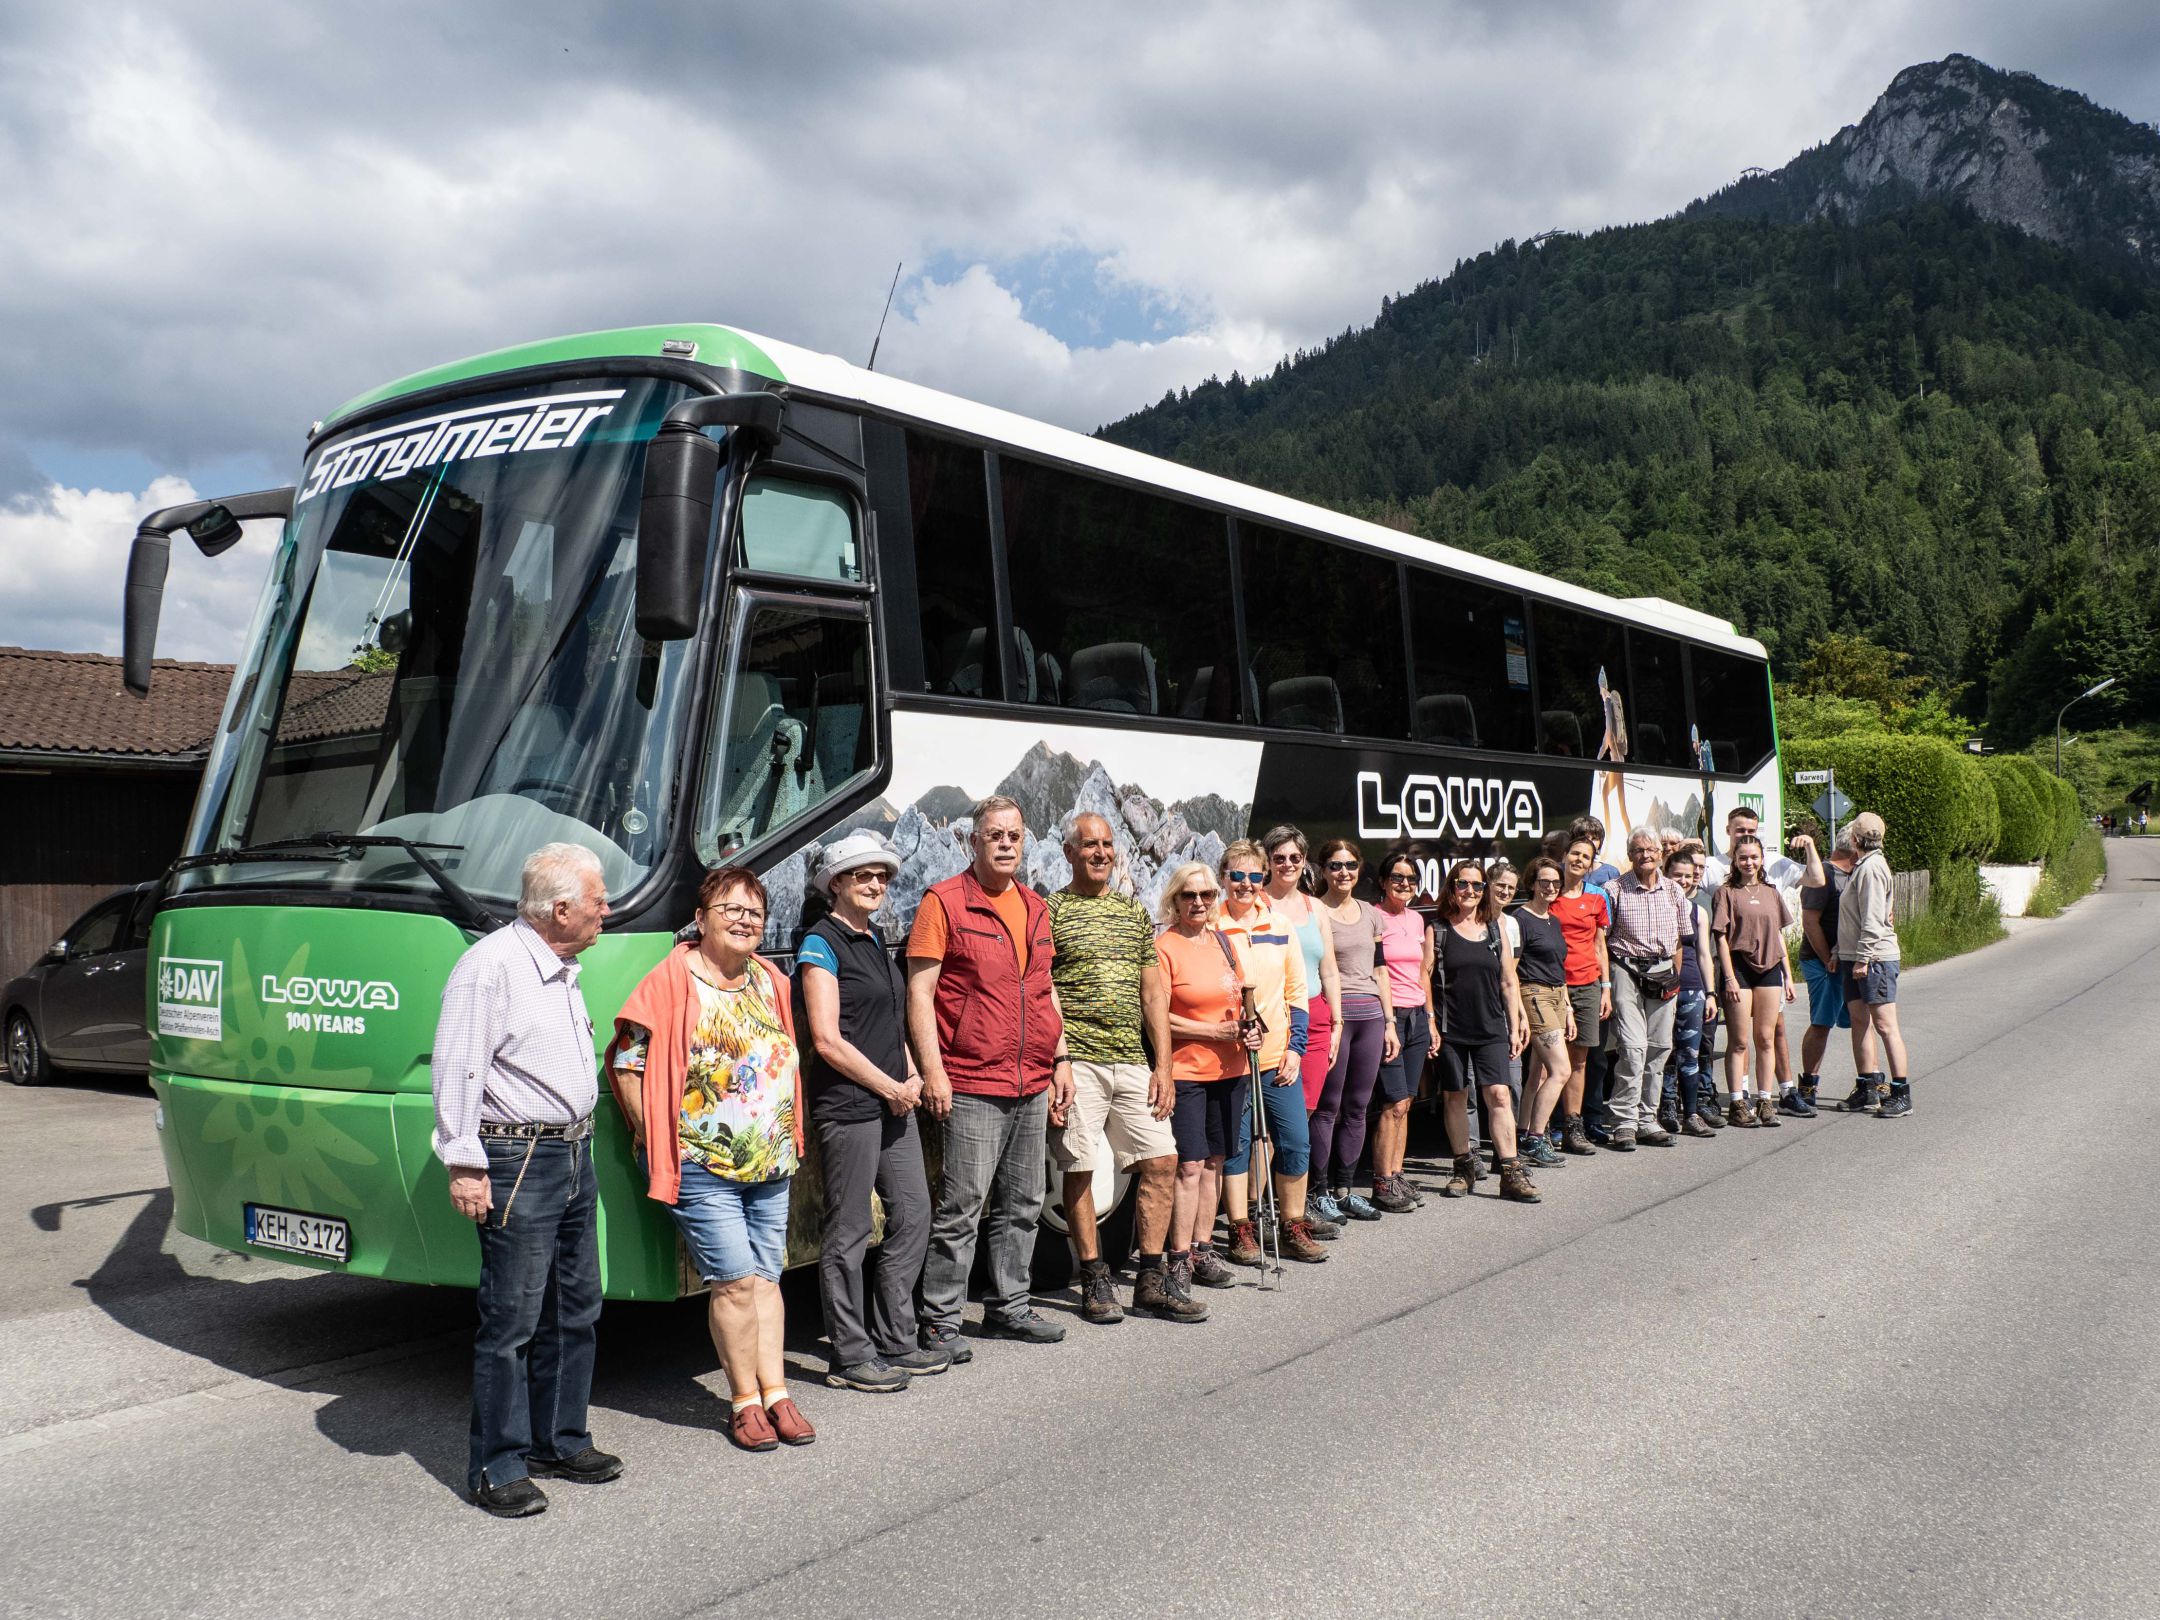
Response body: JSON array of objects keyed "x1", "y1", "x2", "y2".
[
  {"x1": 706, "y1": 902, "x2": 766, "y2": 926},
  {"x1": 1226, "y1": 870, "x2": 1265, "y2": 884},
  {"x1": 844, "y1": 869, "x2": 889, "y2": 886},
  {"x1": 1179, "y1": 890, "x2": 1218, "y2": 904},
  {"x1": 1325, "y1": 860, "x2": 1359, "y2": 872},
  {"x1": 1452, "y1": 879, "x2": 1485, "y2": 892}
]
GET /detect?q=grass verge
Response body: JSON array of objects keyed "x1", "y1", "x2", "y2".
[
  {"x1": 2025, "y1": 830, "x2": 2107, "y2": 919},
  {"x1": 1898, "y1": 862, "x2": 2007, "y2": 968}
]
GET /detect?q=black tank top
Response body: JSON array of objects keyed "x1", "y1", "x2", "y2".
[{"x1": 1435, "y1": 922, "x2": 1506, "y2": 1042}]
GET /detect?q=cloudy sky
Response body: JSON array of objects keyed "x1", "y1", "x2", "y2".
[{"x1": 2, "y1": 0, "x2": 2155, "y2": 663}]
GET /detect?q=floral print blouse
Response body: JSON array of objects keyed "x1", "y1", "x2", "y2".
[{"x1": 617, "y1": 964, "x2": 799, "y2": 1183}]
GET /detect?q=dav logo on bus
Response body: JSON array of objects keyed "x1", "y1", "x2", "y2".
[{"x1": 156, "y1": 958, "x2": 224, "y2": 1042}]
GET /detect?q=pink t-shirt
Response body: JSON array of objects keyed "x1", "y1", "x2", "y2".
[{"x1": 1377, "y1": 905, "x2": 1430, "y2": 1009}]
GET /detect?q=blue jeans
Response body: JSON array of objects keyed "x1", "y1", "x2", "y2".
[
  {"x1": 1224, "y1": 1066, "x2": 1312, "y2": 1178},
  {"x1": 1662, "y1": 990, "x2": 1708, "y2": 1117},
  {"x1": 470, "y1": 1135, "x2": 601, "y2": 1493}
]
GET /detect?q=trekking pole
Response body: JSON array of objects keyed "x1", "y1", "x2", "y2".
[{"x1": 1242, "y1": 988, "x2": 1282, "y2": 1288}]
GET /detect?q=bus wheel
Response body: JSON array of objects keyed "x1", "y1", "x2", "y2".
[{"x1": 7, "y1": 1011, "x2": 47, "y2": 1086}]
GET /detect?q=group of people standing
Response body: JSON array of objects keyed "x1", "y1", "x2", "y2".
[{"x1": 431, "y1": 792, "x2": 1915, "y2": 1517}]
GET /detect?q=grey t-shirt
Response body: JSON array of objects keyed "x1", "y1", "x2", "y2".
[{"x1": 1324, "y1": 899, "x2": 1387, "y2": 1001}]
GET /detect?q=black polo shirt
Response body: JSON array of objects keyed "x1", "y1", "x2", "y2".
[{"x1": 795, "y1": 914, "x2": 908, "y2": 1125}]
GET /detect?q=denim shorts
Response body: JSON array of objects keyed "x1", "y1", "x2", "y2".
[
  {"x1": 1801, "y1": 956, "x2": 1851, "y2": 1028},
  {"x1": 667, "y1": 1162, "x2": 792, "y2": 1284}
]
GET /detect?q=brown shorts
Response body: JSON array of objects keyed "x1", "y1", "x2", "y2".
[{"x1": 1522, "y1": 983, "x2": 1571, "y2": 1041}]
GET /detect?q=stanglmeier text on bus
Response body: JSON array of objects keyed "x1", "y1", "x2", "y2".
[{"x1": 122, "y1": 321, "x2": 1781, "y2": 1298}]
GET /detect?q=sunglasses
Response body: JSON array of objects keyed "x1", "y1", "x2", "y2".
[
  {"x1": 1325, "y1": 860, "x2": 1359, "y2": 872},
  {"x1": 1452, "y1": 880, "x2": 1485, "y2": 892},
  {"x1": 845, "y1": 869, "x2": 890, "y2": 886},
  {"x1": 1226, "y1": 869, "x2": 1265, "y2": 884},
  {"x1": 1270, "y1": 852, "x2": 1302, "y2": 865},
  {"x1": 1180, "y1": 890, "x2": 1219, "y2": 904},
  {"x1": 1533, "y1": 877, "x2": 1561, "y2": 889},
  {"x1": 1386, "y1": 873, "x2": 1417, "y2": 886}
]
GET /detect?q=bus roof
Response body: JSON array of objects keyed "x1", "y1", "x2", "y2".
[{"x1": 321, "y1": 321, "x2": 1766, "y2": 659}]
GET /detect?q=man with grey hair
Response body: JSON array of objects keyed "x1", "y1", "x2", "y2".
[
  {"x1": 433, "y1": 841, "x2": 617, "y2": 1517},
  {"x1": 1836, "y1": 811, "x2": 1910, "y2": 1117},
  {"x1": 1794, "y1": 821, "x2": 1875, "y2": 1116},
  {"x1": 908, "y1": 796, "x2": 1075, "y2": 1354},
  {"x1": 1603, "y1": 825, "x2": 1693, "y2": 1149}
]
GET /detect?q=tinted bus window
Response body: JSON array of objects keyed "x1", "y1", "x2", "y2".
[
  {"x1": 1692, "y1": 644, "x2": 1775, "y2": 775},
  {"x1": 1626, "y1": 629, "x2": 1691, "y2": 767},
  {"x1": 904, "y1": 431, "x2": 1001, "y2": 698},
  {"x1": 1000, "y1": 459, "x2": 1239, "y2": 722},
  {"x1": 1532, "y1": 601, "x2": 1626, "y2": 761},
  {"x1": 1407, "y1": 570, "x2": 1535, "y2": 753},
  {"x1": 1241, "y1": 525, "x2": 1405, "y2": 738},
  {"x1": 741, "y1": 477, "x2": 859, "y2": 581}
]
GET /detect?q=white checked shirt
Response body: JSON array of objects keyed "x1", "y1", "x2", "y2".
[{"x1": 431, "y1": 919, "x2": 600, "y2": 1169}]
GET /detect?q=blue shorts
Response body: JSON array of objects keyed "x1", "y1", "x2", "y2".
[
  {"x1": 1844, "y1": 959, "x2": 1900, "y2": 1007},
  {"x1": 1802, "y1": 957, "x2": 1851, "y2": 1029},
  {"x1": 668, "y1": 1164, "x2": 791, "y2": 1284},
  {"x1": 1376, "y1": 1007, "x2": 1430, "y2": 1103}
]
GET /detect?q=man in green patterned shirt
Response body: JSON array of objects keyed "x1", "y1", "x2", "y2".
[{"x1": 1047, "y1": 813, "x2": 1199, "y2": 1325}]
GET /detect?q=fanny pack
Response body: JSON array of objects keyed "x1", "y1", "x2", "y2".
[{"x1": 1615, "y1": 953, "x2": 1678, "y2": 991}]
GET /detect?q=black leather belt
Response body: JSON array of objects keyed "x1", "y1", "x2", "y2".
[{"x1": 479, "y1": 1117, "x2": 594, "y2": 1143}]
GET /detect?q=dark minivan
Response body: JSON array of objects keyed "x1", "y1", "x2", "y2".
[{"x1": 4, "y1": 882, "x2": 158, "y2": 1083}]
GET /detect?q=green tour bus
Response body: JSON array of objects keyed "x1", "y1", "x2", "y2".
[{"x1": 124, "y1": 322, "x2": 1781, "y2": 1299}]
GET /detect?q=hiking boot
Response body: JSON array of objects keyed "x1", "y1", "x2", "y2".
[
  {"x1": 1301, "y1": 1207, "x2": 1342, "y2": 1240},
  {"x1": 1726, "y1": 1097, "x2": 1757, "y2": 1129},
  {"x1": 1401, "y1": 1170, "x2": 1430, "y2": 1204},
  {"x1": 1605, "y1": 1128, "x2": 1637, "y2": 1152},
  {"x1": 1225, "y1": 1218, "x2": 1263, "y2": 1267},
  {"x1": 1520, "y1": 1133, "x2": 1563, "y2": 1169},
  {"x1": 1134, "y1": 1258, "x2": 1208, "y2": 1322},
  {"x1": 918, "y1": 1322, "x2": 974, "y2": 1364},
  {"x1": 473, "y1": 1477, "x2": 548, "y2": 1517},
  {"x1": 1497, "y1": 1158, "x2": 1541, "y2": 1204},
  {"x1": 1190, "y1": 1246, "x2": 1238, "y2": 1289},
  {"x1": 1779, "y1": 1085, "x2": 1817, "y2": 1119},
  {"x1": 1076, "y1": 1258, "x2": 1125, "y2": 1325},
  {"x1": 885, "y1": 1346, "x2": 951, "y2": 1376},
  {"x1": 1441, "y1": 1154, "x2": 1475, "y2": 1198},
  {"x1": 1694, "y1": 1105, "x2": 1726, "y2": 1131},
  {"x1": 1337, "y1": 1189, "x2": 1382, "y2": 1221},
  {"x1": 1560, "y1": 1116, "x2": 1598, "y2": 1156},
  {"x1": 1656, "y1": 1102, "x2": 1683, "y2": 1136},
  {"x1": 1682, "y1": 1112, "x2": 1716, "y2": 1139},
  {"x1": 1308, "y1": 1189, "x2": 1345, "y2": 1227},
  {"x1": 1280, "y1": 1217, "x2": 1329, "y2": 1263},
  {"x1": 981, "y1": 1308, "x2": 1066, "y2": 1344},
  {"x1": 1635, "y1": 1127, "x2": 1675, "y2": 1147},
  {"x1": 1840, "y1": 1077, "x2": 1879, "y2": 1113},
  {"x1": 1755, "y1": 1095, "x2": 1780, "y2": 1128},
  {"x1": 1876, "y1": 1084, "x2": 1913, "y2": 1120},
  {"x1": 826, "y1": 1358, "x2": 910, "y2": 1393},
  {"x1": 1373, "y1": 1176, "x2": 1418, "y2": 1213}
]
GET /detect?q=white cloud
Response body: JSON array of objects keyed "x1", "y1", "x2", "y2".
[{"x1": 0, "y1": 478, "x2": 274, "y2": 665}]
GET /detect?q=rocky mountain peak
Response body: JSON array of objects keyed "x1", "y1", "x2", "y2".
[{"x1": 1691, "y1": 54, "x2": 2160, "y2": 272}]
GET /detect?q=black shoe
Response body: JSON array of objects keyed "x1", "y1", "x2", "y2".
[
  {"x1": 1876, "y1": 1086, "x2": 1913, "y2": 1120},
  {"x1": 982, "y1": 1308, "x2": 1066, "y2": 1344},
  {"x1": 525, "y1": 1446, "x2": 622, "y2": 1484},
  {"x1": 1780, "y1": 1086, "x2": 1818, "y2": 1119},
  {"x1": 1656, "y1": 1105, "x2": 1682, "y2": 1136},
  {"x1": 473, "y1": 1477, "x2": 548, "y2": 1517},
  {"x1": 919, "y1": 1322, "x2": 974, "y2": 1364},
  {"x1": 1634, "y1": 1128, "x2": 1675, "y2": 1147},
  {"x1": 1840, "y1": 1079, "x2": 1879, "y2": 1113},
  {"x1": 1189, "y1": 1247, "x2": 1239, "y2": 1289}
]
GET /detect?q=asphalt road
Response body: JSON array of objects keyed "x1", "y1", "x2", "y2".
[{"x1": 5, "y1": 844, "x2": 2157, "y2": 1619}]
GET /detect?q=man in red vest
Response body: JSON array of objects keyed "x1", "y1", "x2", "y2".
[{"x1": 908, "y1": 795, "x2": 1075, "y2": 1356}]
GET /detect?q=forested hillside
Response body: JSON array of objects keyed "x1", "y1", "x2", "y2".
[{"x1": 1102, "y1": 202, "x2": 2160, "y2": 747}]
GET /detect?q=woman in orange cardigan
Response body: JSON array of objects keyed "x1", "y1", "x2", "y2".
[{"x1": 607, "y1": 866, "x2": 810, "y2": 1453}]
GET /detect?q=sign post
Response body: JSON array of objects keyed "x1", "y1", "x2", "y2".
[{"x1": 1793, "y1": 768, "x2": 1847, "y2": 849}]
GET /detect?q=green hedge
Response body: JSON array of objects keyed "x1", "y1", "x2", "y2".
[
  {"x1": 2047, "y1": 773, "x2": 2085, "y2": 860},
  {"x1": 1981, "y1": 756, "x2": 2048, "y2": 864},
  {"x1": 1782, "y1": 734, "x2": 1999, "y2": 871}
]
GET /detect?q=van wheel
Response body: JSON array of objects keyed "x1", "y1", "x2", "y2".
[
  {"x1": 7, "y1": 1012, "x2": 47, "y2": 1086},
  {"x1": 1031, "y1": 1173, "x2": 1138, "y2": 1290}
]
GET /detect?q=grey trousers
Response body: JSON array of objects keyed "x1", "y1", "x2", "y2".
[
  {"x1": 920, "y1": 1089, "x2": 1048, "y2": 1330},
  {"x1": 815, "y1": 1109, "x2": 933, "y2": 1367},
  {"x1": 1609, "y1": 970, "x2": 1678, "y2": 1133}
]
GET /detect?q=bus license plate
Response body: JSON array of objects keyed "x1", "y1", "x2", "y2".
[{"x1": 243, "y1": 1203, "x2": 350, "y2": 1263}]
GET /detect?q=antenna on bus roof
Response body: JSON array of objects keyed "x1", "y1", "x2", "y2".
[{"x1": 865, "y1": 261, "x2": 903, "y2": 372}]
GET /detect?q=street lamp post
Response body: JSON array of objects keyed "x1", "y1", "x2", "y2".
[{"x1": 2055, "y1": 676, "x2": 2119, "y2": 777}]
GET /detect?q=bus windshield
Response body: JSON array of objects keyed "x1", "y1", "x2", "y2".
[{"x1": 183, "y1": 375, "x2": 705, "y2": 907}]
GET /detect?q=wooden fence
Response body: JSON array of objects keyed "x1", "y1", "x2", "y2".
[{"x1": 1892, "y1": 868, "x2": 1931, "y2": 922}]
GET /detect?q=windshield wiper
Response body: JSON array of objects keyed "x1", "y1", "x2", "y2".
[{"x1": 170, "y1": 831, "x2": 502, "y2": 934}]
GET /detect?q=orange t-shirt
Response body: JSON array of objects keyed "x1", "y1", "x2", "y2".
[
  {"x1": 905, "y1": 884, "x2": 1032, "y2": 974},
  {"x1": 1156, "y1": 926, "x2": 1250, "y2": 1082}
]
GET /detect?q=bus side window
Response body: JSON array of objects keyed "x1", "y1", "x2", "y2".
[{"x1": 697, "y1": 601, "x2": 876, "y2": 860}]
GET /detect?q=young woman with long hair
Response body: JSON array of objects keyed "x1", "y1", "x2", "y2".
[
  {"x1": 1308, "y1": 839, "x2": 1397, "y2": 1222},
  {"x1": 1433, "y1": 859, "x2": 1535, "y2": 1202},
  {"x1": 1711, "y1": 833, "x2": 1796, "y2": 1128},
  {"x1": 1509, "y1": 855, "x2": 1574, "y2": 1169}
]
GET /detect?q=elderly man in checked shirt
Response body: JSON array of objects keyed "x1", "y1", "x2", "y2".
[
  {"x1": 433, "y1": 841, "x2": 622, "y2": 1518},
  {"x1": 1602, "y1": 826, "x2": 1695, "y2": 1151}
]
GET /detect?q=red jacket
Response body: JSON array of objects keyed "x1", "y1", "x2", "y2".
[{"x1": 927, "y1": 871, "x2": 1062, "y2": 1098}]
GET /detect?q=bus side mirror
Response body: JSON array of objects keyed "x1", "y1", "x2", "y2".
[
  {"x1": 123, "y1": 486, "x2": 295, "y2": 696},
  {"x1": 636, "y1": 391, "x2": 784, "y2": 641}
]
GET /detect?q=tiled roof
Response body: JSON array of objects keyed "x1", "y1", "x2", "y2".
[{"x1": 0, "y1": 646, "x2": 234, "y2": 760}]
